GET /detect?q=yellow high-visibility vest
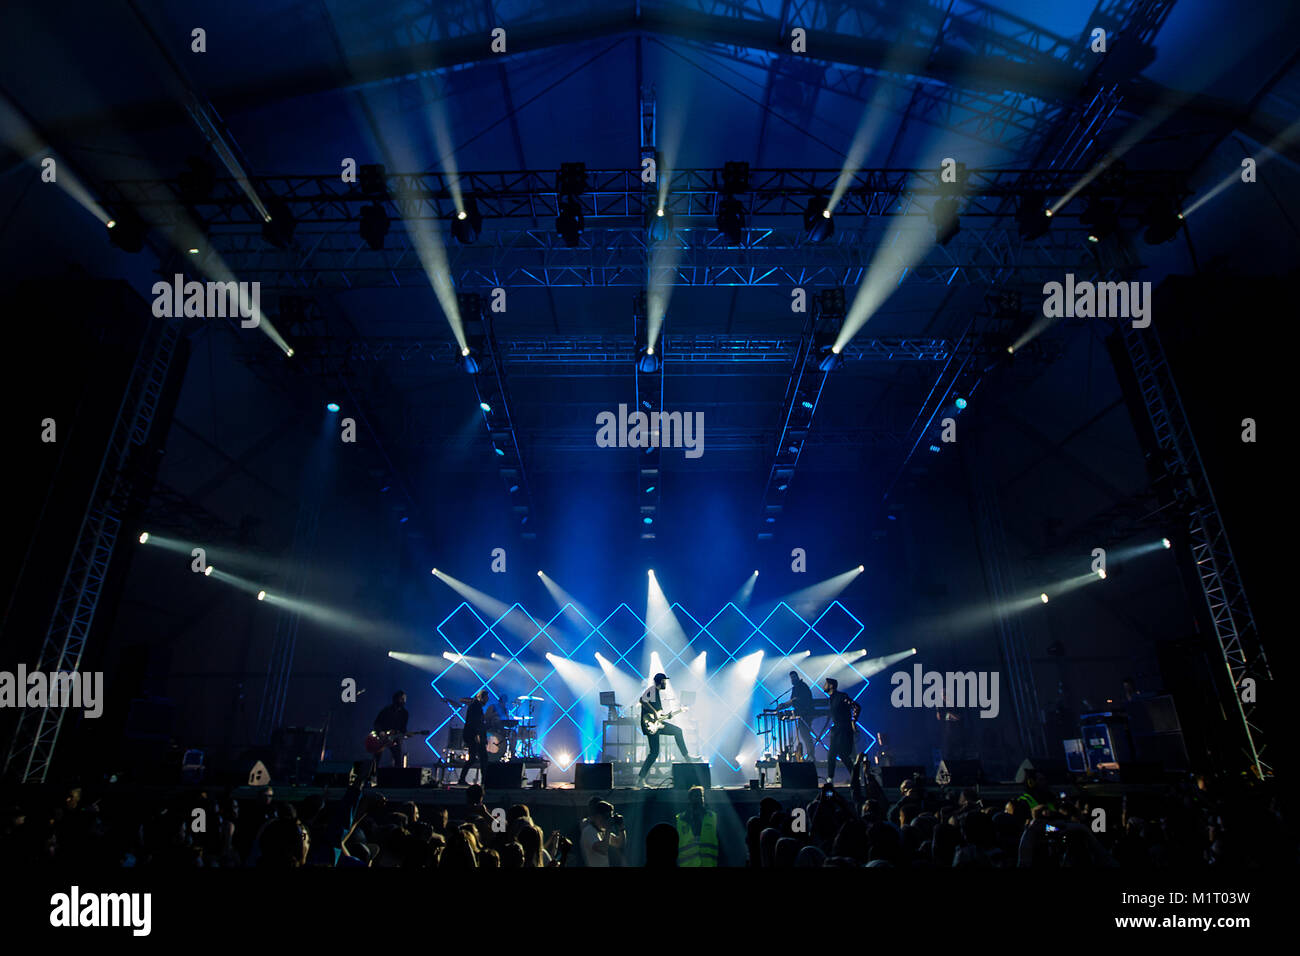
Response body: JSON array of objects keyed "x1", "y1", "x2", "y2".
[{"x1": 676, "y1": 810, "x2": 719, "y2": 867}]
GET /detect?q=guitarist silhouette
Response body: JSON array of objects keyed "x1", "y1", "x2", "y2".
[
  {"x1": 636, "y1": 673, "x2": 693, "y2": 787},
  {"x1": 372, "y1": 691, "x2": 409, "y2": 770}
]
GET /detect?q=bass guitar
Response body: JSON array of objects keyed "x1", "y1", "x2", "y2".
[{"x1": 640, "y1": 705, "x2": 689, "y2": 736}]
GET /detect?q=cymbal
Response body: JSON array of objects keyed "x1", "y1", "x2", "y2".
[{"x1": 516, "y1": 695, "x2": 543, "y2": 701}]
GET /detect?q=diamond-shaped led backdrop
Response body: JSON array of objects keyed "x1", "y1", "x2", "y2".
[{"x1": 424, "y1": 600, "x2": 876, "y2": 776}]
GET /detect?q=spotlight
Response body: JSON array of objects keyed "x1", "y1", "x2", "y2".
[
  {"x1": 643, "y1": 516, "x2": 653, "y2": 526},
  {"x1": 261, "y1": 195, "x2": 297, "y2": 248},
  {"x1": 1016, "y1": 193, "x2": 1051, "y2": 241},
  {"x1": 803, "y1": 195, "x2": 834, "y2": 242},
  {"x1": 431, "y1": 568, "x2": 438, "y2": 574},
  {"x1": 1097, "y1": 568, "x2": 1107, "y2": 579},
  {"x1": 203, "y1": 566, "x2": 215, "y2": 577},
  {"x1": 954, "y1": 397, "x2": 968, "y2": 409},
  {"x1": 1140, "y1": 195, "x2": 1183, "y2": 245},
  {"x1": 326, "y1": 402, "x2": 340, "y2": 412},
  {"x1": 716, "y1": 196, "x2": 745, "y2": 242},
  {"x1": 359, "y1": 163, "x2": 389, "y2": 198},
  {"x1": 536, "y1": 570, "x2": 542, "y2": 576},
  {"x1": 1040, "y1": 592, "x2": 1049, "y2": 604},
  {"x1": 1080, "y1": 197, "x2": 1117, "y2": 243},
  {"x1": 106, "y1": 206, "x2": 147, "y2": 253},
  {"x1": 494, "y1": 445, "x2": 505, "y2": 456},
  {"x1": 359, "y1": 202, "x2": 390, "y2": 250},
  {"x1": 930, "y1": 197, "x2": 961, "y2": 246},
  {"x1": 637, "y1": 345, "x2": 662, "y2": 374},
  {"x1": 257, "y1": 590, "x2": 266, "y2": 601},
  {"x1": 928, "y1": 444, "x2": 941, "y2": 453},
  {"x1": 1161, "y1": 537, "x2": 1171, "y2": 549},
  {"x1": 753, "y1": 570, "x2": 758, "y2": 576},
  {"x1": 558, "y1": 752, "x2": 570, "y2": 765},
  {"x1": 460, "y1": 348, "x2": 481, "y2": 375},
  {"x1": 817, "y1": 344, "x2": 844, "y2": 373},
  {"x1": 857, "y1": 565, "x2": 864, "y2": 572},
  {"x1": 479, "y1": 401, "x2": 492, "y2": 413},
  {"x1": 138, "y1": 532, "x2": 149, "y2": 544},
  {"x1": 648, "y1": 569, "x2": 655, "y2": 576},
  {"x1": 647, "y1": 206, "x2": 674, "y2": 242},
  {"x1": 556, "y1": 199, "x2": 584, "y2": 247},
  {"x1": 800, "y1": 398, "x2": 815, "y2": 410},
  {"x1": 451, "y1": 196, "x2": 482, "y2": 244}
]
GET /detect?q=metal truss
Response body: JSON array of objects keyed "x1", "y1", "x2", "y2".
[
  {"x1": 105, "y1": 167, "x2": 1182, "y2": 226},
  {"x1": 463, "y1": 294, "x2": 540, "y2": 539},
  {"x1": 1121, "y1": 322, "x2": 1271, "y2": 778},
  {"x1": 4, "y1": 320, "x2": 181, "y2": 783},
  {"x1": 755, "y1": 289, "x2": 834, "y2": 539},
  {"x1": 425, "y1": 596, "x2": 874, "y2": 772},
  {"x1": 192, "y1": 224, "x2": 1117, "y2": 291},
  {"x1": 967, "y1": 432, "x2": 1046, "y2": 759},
  {"x1": 633, "y1": 294, "x2": 666, "y2": 539}
]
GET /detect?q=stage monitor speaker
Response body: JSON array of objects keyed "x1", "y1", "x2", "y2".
[
  {"x1": 880, "y1": 765, "x2": 926, "y2": 788},
  {"x1": 778, "y1": 761, "x2": 819, "y2": 789},
  {"x1": 935, "y1": 759, "x2": 983, "y2": 786},
  {"x1": 313, "y1": 760, "x2": 356, "y2": 786},
  {"x1": 376, "y1": 766, "x2": 433, "y2": 788},
  {"x1": 574, "y1": 762, "x2": 613, "y2": 790},
  {"x1": 672, "y1": 763, "x2": 710, "y2": 790},
  {"x1": 1016, "y1": 757, "x2": 1070, "y2": 784},
  {"x1": 445, "y1": 728, "x2": 464, "y2": 749},
  {"x1": 484, "y1": 762, "x2": 525, "y2": 789}
]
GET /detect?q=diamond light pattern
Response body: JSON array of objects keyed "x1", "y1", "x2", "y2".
[{"x1": 424, "y1": 599, "x2": 876, "y2": 774}]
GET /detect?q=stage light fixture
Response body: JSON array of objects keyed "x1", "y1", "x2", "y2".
[
  {"x1": 928, "y1": 444, "x2": 941, "y2": 453},
  {"x1": 716, "y1": 196, "x2": 745, "y2": 242},
  {"x1": 359, "y1": 163, "x2": 388, "y2": 198},
  {"x1": 431, "y1": 568, "x2": 438, "y2": 574},
  {"x1": 1140, "y1": 196, "x2": 1183, "y2": 245},
  {"x1": 460, "y1": 347, "x2": 481, "y2": 375},
  {"x1": 817, "y1": 344, "x2": 844, "y2": 372},
  {"x1": 451, "y1": 196, "x2": 483, "y2": 244},
  {"x1": 857, "y1": 565, "x2": 864, "y2": 572},
  {"x1": 1081, "y1": 197, "x2": 1117, "y2": 243},
  {"x1": 359, "y1": 202, "x2": 390, "y2": 250},
  {"x1": 479, "y1": 401, "x2": 492, "y2": 413},
  {"x1": 930, "y1": 197, "x2": 961, "y2": 246},
  {"x1": 261, "y1": 195, "x2": 297, "y2": 248},
  {"x1": 203, "y1": 566, "x2": 215, "y2": 576},
  {"x1": 556, "y1": 199, "x2": 584, "y2": 247},
  {"x1": 637, "y1": 345, "x2": 662, "y2": 374},
  {"x1": 106, "y1": 206, "x2": 147, "y2": 253},
  {"x1": 803, "y1": 195, "x2": 834, "y2": 242},
  {"x1": 648, "y1": 569, "x2": 655, "y2": 576},
  {"x1": 1161, "y1": 537, "x2": 1171, "y2": 549},
  {"x1": 1016, "y1": 194, "x2": 1051, "y2": 241},
  {"x1": 326, "y1": 402, "x2": 340, "y2": 412},
  {"x1": 138, "y1": 532, "x2": 149, "y2": 544},
  {"x1": 647, "y1": 206, "x2": 675, "y2": 242},
  {"x1": 1040, "y1": 592, "x2": 1049, "y2": 603},
  {"x1": 1097, "y1": 568, "x2": 1107, "y2": 579},
  {"x1": 257, "y1": 590, "x2": 266, "y2": 601}
]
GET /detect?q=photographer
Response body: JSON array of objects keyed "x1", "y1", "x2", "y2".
[
  {"x1": 545, "y1": 829, "x2": 573, "y2": 867},
  {"x1": 580, "y1": 800, "x2": 626, "y2": 867}
]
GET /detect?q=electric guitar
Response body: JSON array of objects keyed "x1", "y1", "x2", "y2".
[
  {"x1": 640, "y1": 705, "x2": 689, "y2": 736},
  {"x1": 363, "y1": 729, "x2": 431, "y2": 754}
]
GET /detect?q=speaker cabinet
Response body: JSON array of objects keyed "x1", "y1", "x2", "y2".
[
  {"x1": 484, "y1": 761, "x2": 525, "y2": 789},
  {"x1": 376, "y1": 766, "x2": 433, "y2": 788},
  {"x1": 935, "y1": 759, "x2": 983, "y2": 786},
  {"x1": 672, "y1": 763, "x2": 710, "y2": 790},
  {"x1": 574, "y1": 762, "x2": 613, "y2": 790},
  {"x1": 778, "y1": 761, "x2": 819, "y2": 789}
]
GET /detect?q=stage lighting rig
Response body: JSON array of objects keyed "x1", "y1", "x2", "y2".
[
  {"x1": 1017, "y1": 193, "x2": 1052, "y2": 241},
  {"x1": 1081, "y1": 196, "x2": 1118, "y2": 243},
  {"x1": 451, "y1": 196, "x2": 483, "y2": 244},
  {"x1": 359, "y1": 163, "x2": 389, "y2": 199},
  {"x1": 716, "y1": 196, "x2": 745, "y2": 242},
  {"x1": 261, "y1": 195, "x2": 297, "y2": 248},
  {"x1": 930, "y1": 197, "x2": 961, "y2": 246},
  {"x1": 1140, "y1": 195, "x2": 1183, "y2": 245},
  {"x1": 804, "y1": 194, "x2": 834, "y2": 242},
  {"x1": 556, "y1": 199, "x2": 584, "y2": 247},
  {"x1": 359, "y1": 202, "x2": 390, "y2": 250},
  {"x1": 646, "y1": 205, "x2": 675, "y2": 242},
  {"x1": 106, "y1": 205, "x2": 147, "y2": 253}
]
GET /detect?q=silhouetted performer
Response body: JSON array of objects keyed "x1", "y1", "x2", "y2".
[
  {"x1": 789, "y1": 671, "x2": 816, "y2": 759},
  {"x1": 372, "y1": 691, "x2": 408, "y2": 769},
  {"x1": 822, "y1": 677, "x2": 857, "y2": 784},
  {"x1": 458, "y1": 689, "x2": 490, "y2": 786},
  {"x1": 637, "y1": 673, "x2": 690, "y2": 786}
]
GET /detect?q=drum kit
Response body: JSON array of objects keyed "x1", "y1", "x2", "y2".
[{"x1": 486, "y1": 695, "x2": 542, "y2": 761}]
